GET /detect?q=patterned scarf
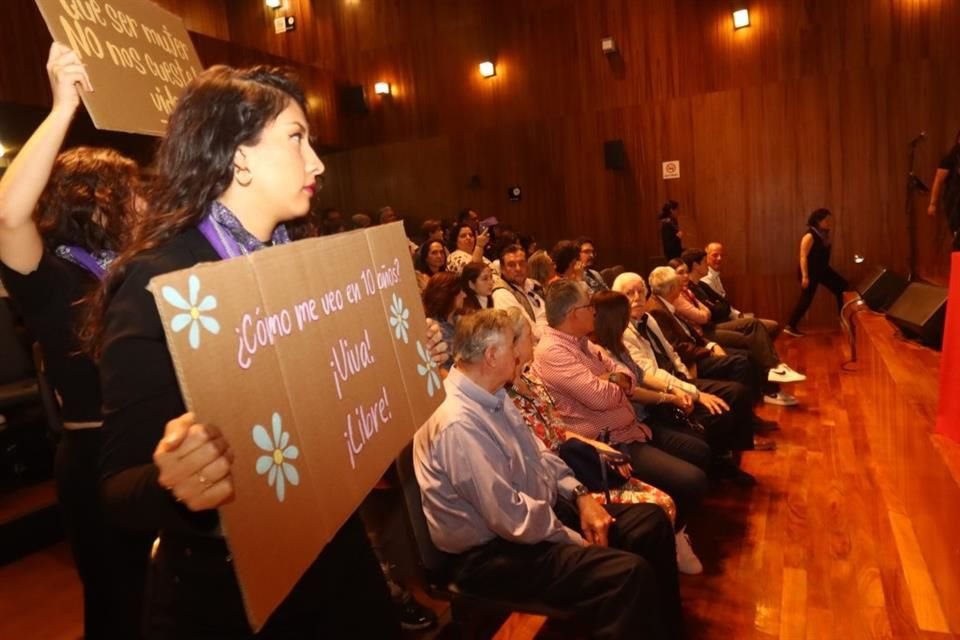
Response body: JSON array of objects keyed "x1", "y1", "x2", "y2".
[
  {"x1": 199, "y1": 200, "x2": 291, "y2": 259},
  {"x1": 54, "y1": 245, "x2": 117, "y2": 280}
]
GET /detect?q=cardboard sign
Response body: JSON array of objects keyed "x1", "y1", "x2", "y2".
[
  {"x1": 34, "y1": 0, "x2": 204, "y2": 136},
  {"x1": 148, "y1": 223, "x2": 443, "y2": 630}
]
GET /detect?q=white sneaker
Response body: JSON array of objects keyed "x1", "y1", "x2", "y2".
[
  {"x1": 767, "y1": 364, "x2": 806, "y2": 383},
  {"x1": 764, "y1": 392, "x2": 799, "y2": 406},
  {"x1": 675, "y1": 527, "x2": 703, "y2": 575}
]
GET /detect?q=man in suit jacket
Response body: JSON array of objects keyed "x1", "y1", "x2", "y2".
[
  {"x1": 644, "y1": 267, "x2": 768, "y2": 411},
  {"x1": 680, "y1": 250, "x2": 805, "y2": 400}
]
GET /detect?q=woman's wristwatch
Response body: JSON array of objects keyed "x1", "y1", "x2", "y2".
[{"x1": 571, "y1": 484, "x2": 590, "y2": 500}]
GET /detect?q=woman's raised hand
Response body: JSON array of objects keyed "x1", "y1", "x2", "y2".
[{"x1": 47, "y1": 42, "x2": 93, "y2": 113}]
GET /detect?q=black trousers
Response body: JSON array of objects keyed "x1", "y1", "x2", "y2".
[
  {"x1": 55, "y1": 429, "x2": 150, "y2": 639},
  {"x1": 144, "y1": 514, "x2": 400, "y2": 640},
  {"x1": 451, "y1": 501, "x2": 682, "y2": 640},
  {"x1": 622, "y1": 426, "x2": 709, "y2": 528},
  {"x1": 690, "y1": 378, "x2": 755, "y2": 451},
  {"x1": 707, "y1": 317, "x2": 780, "y2": 370},
  {"x1": 787, "y1": 267, "x2": 848, "y2": 328},
  {"x1": 697, "y1": 352, "x2": 763, "y2": 403}
]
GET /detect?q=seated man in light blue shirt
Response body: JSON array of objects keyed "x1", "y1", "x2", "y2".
[{"x1": 413, "y1": 309, "x2": 682, "y2": 640}]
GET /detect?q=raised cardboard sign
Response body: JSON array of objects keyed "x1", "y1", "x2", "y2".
[
  {"x1": 34, "y1": 0, "x2": 204, "y2": 136},
  {"x1": 148, "y1": 223, "x2": 443, "y2": 630}
]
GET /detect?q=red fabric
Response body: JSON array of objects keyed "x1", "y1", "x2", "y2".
[{"x1": 936, "y1": 252, "x2": 960, "y2": 443}]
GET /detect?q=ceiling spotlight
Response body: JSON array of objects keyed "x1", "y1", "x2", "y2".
[
  {"x1": 374, "y1": 81, "x2": 391, "y2": 96},
  {"x1": 479, "y1": 61, "x2": 496, "y2": 78},
  {"x1": 732, "y1": 8, "x2": 750, "y2": 30}
]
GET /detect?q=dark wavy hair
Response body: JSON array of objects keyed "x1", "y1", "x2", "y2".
[
  {"x1": 416, "y1": 240, "x2": 446, "y2": 275},
  {"x1": 85, "y1": 65, "x2": 307, "y2": 356},
  {"x1": 460, "y1": 261, "x2": 490, "y2": 313},
  {"x1": 591, "y1": 290, "x2": 631, "y2": 355},
  {"x1": 422, "y1": 271, "x2": 463, "y2": 320},
  {"x1": 446, "y1": 223, "x2": 475, "y2": 253},
  {"x1": 659, "y1": 199, "x2": 679, "y2": 219},
  {"x1": 807, "y1": 207, "x2": 832, "y2": 228},
  {"x1": 550, "y1": 240, "x2": 580, "y2": 276},
  {"x1": 680, "y1": 248, "x2": 706, "y2": 271},
  {"x1": 35, "y1": 146, "x2": 139, "y2": 252}
]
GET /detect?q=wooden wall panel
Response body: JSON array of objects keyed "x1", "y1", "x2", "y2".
[
  {"x1": 314, "y1": 0, "x2": 960, "y2": 328},
  {"x1": 152, "y1": 0, "x2": 229, "y2": 40},
  {"x1": 3, "y1": 0, "x2": 958, "y2": 328},
  {"x1": 0, "y1": 0, "x2": 342, "y2": 148}
]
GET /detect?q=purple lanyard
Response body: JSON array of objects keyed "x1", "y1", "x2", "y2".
[
  {"x1": 198, "y1": 215, "x2": 244, "y2": 260},
  {"x1": 57, "y1": 246, "x2": 109, "y2": 280}
]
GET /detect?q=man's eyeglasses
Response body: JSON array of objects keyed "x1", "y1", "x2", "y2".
[{"x1": 571, "y1": 302, "x2": 595, "y2": 313}]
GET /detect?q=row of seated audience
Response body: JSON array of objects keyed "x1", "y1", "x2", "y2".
[
  {"x1": 2, "y1": 41, "x2": 810, "y2": 640},
  {"x1": 410, "y1": 224, "x2": 810, "y2": 637}
]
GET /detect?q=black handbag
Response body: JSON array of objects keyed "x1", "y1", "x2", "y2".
[
  {"x1": 647, "y1": 403, "x2": 706, "y2": 436},
  {"x1": 557, "y1": 438, "x2": 630, "y2": 504}
]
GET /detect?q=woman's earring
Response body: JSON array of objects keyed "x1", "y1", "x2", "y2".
[{"x1": 235, "y1": 166, "x2": 253, "y2": 187}]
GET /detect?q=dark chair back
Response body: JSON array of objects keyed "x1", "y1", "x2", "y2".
[
  {"x1": 393, "y1": 441, "x2": 580, "y2": 637},
  {"x1": 0, "y1": 299, "x2": 39, "y2": 410},
  {"x1": 0, "y1": 299, "x2": 35, "y2": 384},
  {"x1": 395, "y1": 441, "x2": 453, "y2": 594},
  {"x1": 32, "y1": 343, "x2": 63, "y2": 436}
]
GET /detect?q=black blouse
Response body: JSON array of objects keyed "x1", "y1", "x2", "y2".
[
  {"x1": 99, "y1": 228, "x2": 220, "y2": 534},
  {"x1": 0, "y1": 253, "x2": 103, "y2": 422}
]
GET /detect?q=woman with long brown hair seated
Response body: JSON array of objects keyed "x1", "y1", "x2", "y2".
[
  {"x1": 414, "y1": 238, "x2": 446, "y2": 290},
  {"x1": 460, "y1": 261, "x2": 495, "y2": 313},
  {"x1": 421, "y1": 271, "x2": 465, "y2": 373}
]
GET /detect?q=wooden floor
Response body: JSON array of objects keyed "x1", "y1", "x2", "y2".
[
  {"x1": 2, "y1": 326, "x2": 958, "y2": 639},
  {"x1": 497, "y1": 324, "x2": 960, "y2": 640}
]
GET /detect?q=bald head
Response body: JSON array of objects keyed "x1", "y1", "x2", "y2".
[{"x1": 705, "y1": 242, "x2": 724, "y2": 271}]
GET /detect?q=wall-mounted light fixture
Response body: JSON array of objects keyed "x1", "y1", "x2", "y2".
[
  {"x1": 479, "y1": 61, "x2": 496, "y2": 78},
  {"x1": 601, "y1": 36, "x2": 617, "y2": 55},
  {"x1": 732, "y1": 8, "x2": 750, "y2": 30},
  {"x1": 0, "y1": 143, "x2": 5, "y2": 159},
  {"x1": 266, "y1": 0, "x2": 282, "y2": 9},
  {"x1": 374, "y1": 81, "x2": 391, "y2": 96}
]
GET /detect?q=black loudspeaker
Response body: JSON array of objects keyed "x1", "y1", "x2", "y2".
[
  {"x1": 856, "y1": 266, "x2": 908, "y2": 311},
  {"x1": 604, "y1": 140, "x2": 626, "y2": 170},
  {"x1": 885, "y1": 282, "x2": 947, "y2": 348},
  {"x1": 339, "y1": 85, "x2": 368, "y2": 114}
]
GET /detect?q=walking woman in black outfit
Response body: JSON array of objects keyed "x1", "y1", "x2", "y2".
[
  {"x1": 659, "y1": 200, "x2": 683, "y2": 260},
  {"x1": 0, "y1": 43, "x2": 147, "y2": 639},
  {"x1": 91, "y1": 64, "x2": 447, "y2": 639},
  {"x1": 785, "y1": 208, "x2": 849, "y2": 336}
]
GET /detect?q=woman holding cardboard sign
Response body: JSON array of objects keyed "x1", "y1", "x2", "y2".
[
  {"x1": 0, "y1": 42, "x2": 148, "y2": 639},
  {"x1": 91, "y1": 65, "x2": 446, "y2": 638}
]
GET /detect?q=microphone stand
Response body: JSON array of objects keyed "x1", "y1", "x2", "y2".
[{"x1": 906, "y1": 134, "x2": 929, "y2": 281}]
